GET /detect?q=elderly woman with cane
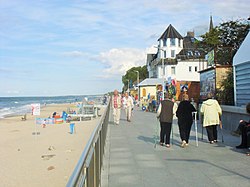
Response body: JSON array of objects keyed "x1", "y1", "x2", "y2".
[
  {"x1": 157, "y1": 93, "x2": 177, "y2": 148},
  {"x1": 176, "y1": 94, "x2": 196, "y2": 148},
  {"x1": 200, "y1": 93, "x2": 222, "y2": 144}
]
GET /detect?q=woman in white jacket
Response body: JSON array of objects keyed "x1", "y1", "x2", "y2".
[{"x1": 200, "y1": 93, "x2": 222, "y2": 144}]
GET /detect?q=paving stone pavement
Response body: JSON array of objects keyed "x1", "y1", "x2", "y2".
[{"x1": 101, "y1": 107, "x2": 250, "y2": 187}]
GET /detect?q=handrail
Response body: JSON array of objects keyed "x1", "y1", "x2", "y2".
[{"x1": 66, "y1": 99, "x2": 110, "y2": 187}]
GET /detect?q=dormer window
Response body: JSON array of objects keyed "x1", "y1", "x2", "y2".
[
  {"x1": 187, "y1": 51, "x2": 193, "y2": 56},
  {"x1": 194, "y1": 51, "x2": 200, "y2": 56},
  {"x1": 170, "y1": 38, "x2": 175, "y2": 46}
]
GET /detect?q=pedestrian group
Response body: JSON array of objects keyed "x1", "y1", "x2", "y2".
[{"x1": 111, "y1": 89, "x2": 250, "y2": 155}]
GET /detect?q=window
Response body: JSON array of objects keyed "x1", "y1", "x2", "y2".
[
  {"x1": 170, "y1": 38, "x2": 175, "y2": 46},
  {"x1": 163, "y1": 39, "x2": 167, "y2": 46},
  {"x1": 178, "y1": 39, "x2": 181, "y2": 47},
  {"x1": 187, "y1": 51, "x2": 193, "y2": 56},
  {"x1": 164, "y1": 51, "x2": 167, "y2": 58},
  {"x1": 171, "y1": 67, "x2": 176, "y2": 75},
  {"x1": 195, "y1": 66, "x2": 198, "y2": 72},
  {"x1": 194, "y1": 51, "x2": 200, "y2": 56},
  {"x1": 171, "y1": 50, "x2": 175, "y2": 58},
  {"x1": 142, "y1": 88, "x2": 146, "y2": 97},
  {"x1": 189, "y1": 66, "x2": 192, "y2": 72}
]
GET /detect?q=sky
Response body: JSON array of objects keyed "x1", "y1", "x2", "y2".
[{"x1": 0, "y1": 0, "x2": 249, "y2": 97}]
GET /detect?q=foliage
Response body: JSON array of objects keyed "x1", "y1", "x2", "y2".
[
  {"x1": 216, "y1": 70, "x2": 234, "y2": 105},
  {"x1": 217, "y1": 19, "x2": 249, "y2": 55},
  {"x1": 197, "y1": 18, "x2": 250, "y2": 61},
  {"x1": 197, "y1": 28, "x2": 221, "y2": 51},
  {"x1": 122, "y1": 65, "x2": 148, "y2": 92},
  {"x1": 198, "y1": 18, "x2": 249, "y2": 105}
]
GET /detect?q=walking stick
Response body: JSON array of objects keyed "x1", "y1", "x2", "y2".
[
  {"x1": 193, "y1": 112, "x2": 198, "y2": 147},
  {"x1": 171, "y1": 122, "x2": 174, "y2": 145},
  {"x1": 201, "y1": 115, "x2": 204, "y2": 140},
  {"x1": 219, "y1": 121, "x2": 224, "y2": 143},
  {"x1": 154, "y1": 117, "x2": 159, "y2": 148}
]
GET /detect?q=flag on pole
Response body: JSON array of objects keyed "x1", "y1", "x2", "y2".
[{"x1": 31, "y1": 103, "x2": 40, "y2": 116}]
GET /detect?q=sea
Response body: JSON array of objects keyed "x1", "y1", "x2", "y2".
[{"x1": 0, "y1": 95, "x2": 104, "y2": 119}]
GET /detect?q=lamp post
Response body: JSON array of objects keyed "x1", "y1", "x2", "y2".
[
  {"x1": 134, "y1": 70, "x2": 139, "y2": 101},
  {"x1": 127, "y1": 79, "x2": 130, "y2": 93},
  {"x1": 154, "y1": 46, "x2": 166, "y2": 100},
  {"x1": 134, "y1": 70, "x2": 139, "y2": 86}
]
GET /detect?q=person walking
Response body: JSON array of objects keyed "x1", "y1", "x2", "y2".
[
  {"x1": 123, "y1": 92, "x2": 134, "y2": 122},
  {"x1": 176, "y1": 94, "x2": 196, "y2": 148},
  {"x1": 157, "y1": 93, "x2": 177, "y2": 148},
  {"x1": 111, "y1": 90, "x2": 122, "y2": 125},
  {"x1": 200, "y1": 93, "x2": 222, "y2": 144}
]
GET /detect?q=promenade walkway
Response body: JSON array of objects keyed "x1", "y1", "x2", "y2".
[{"x1": 101, "y1": 107, "x2": 250, "y2": 187}]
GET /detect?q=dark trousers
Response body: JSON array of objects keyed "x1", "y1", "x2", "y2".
[
  {"x1": 178, "y1": 120, "x2": 193, "y2": 143},
  {"x1": 206, "y1": 125, "x2": 218, "y2": 141},
  {"x1": 160, "y1": 122, "x2": 172, "y2": 144},
  {"x1": 240, "y1": 125, "x2": 250, "y2": 147},
  {"x1": 236, "y1": 121, "x2": 247, "y2": 134}
]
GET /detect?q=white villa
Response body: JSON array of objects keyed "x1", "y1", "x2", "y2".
[
  {"x1": 145, "y1": 24, "x2": 207, "y2": 101},
  {"x1": 147, "y1": 24, "x2": 207, "y2": 82}
]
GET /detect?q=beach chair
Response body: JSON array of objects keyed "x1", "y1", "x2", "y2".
[{"x1": 21, "y1": 114, "x2": 27, "y2": 121}]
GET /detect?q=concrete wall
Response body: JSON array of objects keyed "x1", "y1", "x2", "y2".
[{"x1": 220, "y1": 105, "x2": 249, "y2": 131}]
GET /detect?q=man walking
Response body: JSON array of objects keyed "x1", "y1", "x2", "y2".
[
  {"x1": 111, "y1": 90, "x2": 122, "y2": 125},
  {"x1": 123, "y1": 92, "x2": 134, "y2": 122}
]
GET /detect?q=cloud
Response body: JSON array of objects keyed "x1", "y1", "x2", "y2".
[
  {"x1": 145, "y1": 45, "x2": 158, "y2": 54},
  {"x1": 7, "y1": 90, "x2": 20, "y2": 94},
  {"x1": 62, "y1": 51, "x2": 88, "y2": 57},
  {"x1": 97, "y1": 48, "x2": 146, "y2": 78}
]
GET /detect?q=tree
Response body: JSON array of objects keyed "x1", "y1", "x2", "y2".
[
  {"x1": 216, "y1": 70, "x2": 234, "y2": 105},
  {"x1": 197, "y1": 18, "x2": 250, "y2": 60},
  {"x1": 197, "y1": 18, "x2": 249, "y2": 105},
  {"x1": 122, "y1": 65, "x2": 148, "y2": 92},
  {"x1": 217, "y1": 19, "x2": 249, "y2": 55},
  {"x1": 197, "y1": 28, "x2": 221, "y2": 51}
]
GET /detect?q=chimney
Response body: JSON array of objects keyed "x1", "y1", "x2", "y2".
[{"x1": 186, "y1": 31, "x2": 194, "y2": 38}]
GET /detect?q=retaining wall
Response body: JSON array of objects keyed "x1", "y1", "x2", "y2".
[{"x1": 221, "y1": 105, "x2": 249, "y2": 131}]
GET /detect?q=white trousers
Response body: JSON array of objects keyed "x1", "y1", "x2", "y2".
[
  {"x1": 125, "y1": 106, "x2": 132, "y2": 120},
  {"x1": 113, "y1": 108, "x2": 121, "y2": 124}
]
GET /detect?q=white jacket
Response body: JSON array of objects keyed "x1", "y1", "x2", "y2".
[{"x1": 200, "y1": 99, "x2": 222, "y2": 127}]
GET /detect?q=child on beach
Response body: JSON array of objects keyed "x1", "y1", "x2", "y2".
[{"x1": 42, "y1": 119, "x2": 46, "y2": 128}]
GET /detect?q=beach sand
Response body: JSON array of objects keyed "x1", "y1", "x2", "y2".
[{"x1": 0, "y1": 103, "x2": 104, "y2": 187}]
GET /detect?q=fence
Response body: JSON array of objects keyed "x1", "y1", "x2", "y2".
[{"x1": 66, "y1": 100, "x2": 110, "y2": 187}]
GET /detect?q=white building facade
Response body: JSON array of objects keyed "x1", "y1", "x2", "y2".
[{"x1": 147, "y1": 24, "x2": 207, "y2": 82}]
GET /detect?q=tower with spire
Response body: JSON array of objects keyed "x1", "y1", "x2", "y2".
[{"x1": 209, "y1": 15, "x2": 214, "y2": 32}]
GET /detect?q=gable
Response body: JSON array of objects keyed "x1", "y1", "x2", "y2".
[{"x1": 233, "y1": 31, "x2": 250, "y2": 66}]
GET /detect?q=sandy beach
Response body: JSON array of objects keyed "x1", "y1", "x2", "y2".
[{"x1": 0, "y1": 103, "x2": 105, "y2": 187}]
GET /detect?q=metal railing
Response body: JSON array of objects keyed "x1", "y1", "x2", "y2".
[{"x1": 66, "y1": 100, "x2": 110, "y2": 187}]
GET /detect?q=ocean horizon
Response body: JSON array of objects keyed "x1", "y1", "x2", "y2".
[{"x1": 0, "y1": 94, "x2": 105, "y2": 118}]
